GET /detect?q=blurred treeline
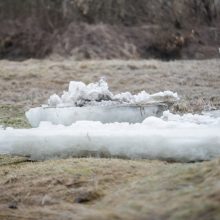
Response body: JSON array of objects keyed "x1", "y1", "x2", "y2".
[
  {"x1": 1, "y1": 0, "x2": 219, "y2": 29},
  {"x1": 0, "y1": 0, "x2": 219, "y2": 60}
]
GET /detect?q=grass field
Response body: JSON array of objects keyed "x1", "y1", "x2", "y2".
[{"x1": 0, "y1": 59, "x2": 220, "y2": 219}]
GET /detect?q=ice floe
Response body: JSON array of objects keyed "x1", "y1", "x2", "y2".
[
  {"x1": 1, "y1": 111, "x2": 220, "y2": 162},
  {"x1": 26, "y1": 79, "x2": 178, "y2": 127}
]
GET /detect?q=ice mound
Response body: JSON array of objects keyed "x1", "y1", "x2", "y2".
[
  {"x1": 26, "y1": 79, "x2": 178, "y2": 127},
  {"x1": 47, "y1": 79, "x2": 179, "y2": 107},
  {"x1": 48, "y1": 80, "x2": 114, "y2": 107},
  {"x1": 1, "y1": 111, "x2": 220, "y2": 162}
]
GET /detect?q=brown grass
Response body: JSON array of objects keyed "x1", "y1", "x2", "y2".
[
  {"x1": 0, "y1": 59, "x2": 220, "y2": 219},
  {"x1": 0, "y1": 59, "x2": 219, "y2": 112},
  {"x1": 1, "y1": 158, "x2": 220, "y2": 219}
]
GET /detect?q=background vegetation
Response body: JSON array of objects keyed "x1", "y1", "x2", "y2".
[{"x1": 0, "y1": 0, "x2": 220, "y2": 60}]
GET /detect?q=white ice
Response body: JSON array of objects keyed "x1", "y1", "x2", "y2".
[
  {"x1": 47, "y1": 79, "x2": 179, "y2": 107},
  {"x1": 203, "y1": 110, "x2": 220, "y2": 118},
  {"x1": 27, "y1": 79, "x2": 178, "y2": 127},
  {"x1": 26, "y1": 103, "x2": 168, "y2": 127},
  {"x1": 1, "y1": 111, "x2": 220, "y2": 162}
]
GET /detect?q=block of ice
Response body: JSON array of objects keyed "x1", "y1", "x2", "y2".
[
  {"x1": 1, "y1": 112, "x2": 220, "y2": 162},
  {"x1": 26, "y1": 103, "x2": 168, "y2": 127},
  {"x1": 27, "y1": 79, "x2": 178, "y2": 126}
]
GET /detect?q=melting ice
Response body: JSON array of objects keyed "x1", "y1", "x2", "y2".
[
  {"x1": 0, "y1": 111, "x2": 220, "y2": 162},
  {"x1": 26, "y1": 79, "x2": 179, "y2": 127},
  {"x1": 47, "y1": 79, "x2": 179, "y2": 107}
]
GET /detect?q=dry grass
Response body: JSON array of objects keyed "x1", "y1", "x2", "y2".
[
  {"x1": 0, "y1": 59, "x2": 220, "y2": 219},
  {"x1": 0, "y1": 105, "x2": 29, "y2": 128},
  {"x1": 1, "y1": 157, "x2": 220, "y2": 219},
  {"x1": 0, "y1": 59, "x2": 220, "y2": 112}
]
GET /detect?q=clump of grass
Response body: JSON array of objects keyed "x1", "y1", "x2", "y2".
[
  {"x1": 172, "y1": 97, "x2": 217, "y2": 114},
  {"x1": 0, "y1": 105, "x2": 30, "y2": 128},
  {"x1": 0, "y1": 155, "x2": 28, "y2": 166}
]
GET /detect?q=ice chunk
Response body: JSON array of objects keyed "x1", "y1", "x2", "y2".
[
  {"x1": 85, "y1": 79, "x2": 113, "y2": 101},
  {"x1": 1, "y1": 112, "x2": 220, "y2": 162},
  {"x1": 114, "y1": 92, "x2": 133, "y2": 103},
  {"x1": 26, "y1": 103, "x2": 168, "y2": 127},
  {"x1": 146, "y1": 91, "x2": 179, "y2": 103},
  {"x1": 48, "y1": 94, "x2": 62, "y2": 107},
  {"x1": 66, "y1": 80, "x2": 112, "y2": 105},
  {"x1": 28, "y1": 79, "x2": 178, "y2": 126},
  {"x1": 162, "y1": 111, "x2": 220, "y2": 125},
  {"x1": 47, "y1": 79, "x2": 179, "y2": 107},
  {"x1": 114, "y1": 90, "x2": 179, "y2": 105},
  {"x1": 68, "y1": 81, "x2": 86, "y2": 94},
  {"x1": 52, "y1": 79, "x2": 114, "y2": 107}
]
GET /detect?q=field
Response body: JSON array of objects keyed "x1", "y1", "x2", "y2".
[{"x1": 0, "y1": 59, "x2": 220, "y2": 219}]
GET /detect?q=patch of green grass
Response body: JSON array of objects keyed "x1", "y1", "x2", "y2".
[{"x1": 0, "y1": 105, "x2": 30, "y2": 128}]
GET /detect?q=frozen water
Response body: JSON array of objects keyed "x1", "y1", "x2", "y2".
[
  {"x1": 1, "y1": 111, "x2": 220, "y2": 162},
  {"x1": 48, "y1": 79, "x2": 114, "y2": 107},
  {"x1": 203, "y1": 110, "x2": 220, "y2": 118},
  {"x1": 1, "y1": 80, "x2": 219, "y2": 162},
  {"x1": 26, "y1": 79, "x2": 178, "y2": 126},
  {"x1": 162, "y1": 111, "x2": 220, "y2": 125},
  {"x1": 48, "y1": 94, "x2": 62, "y2": 107},
  {"x1": 26, "y1": 103, "x2": 168, "y2": 127},
  {"x1": 47, "y1": 79, "x2": 179, "y2": 107}
]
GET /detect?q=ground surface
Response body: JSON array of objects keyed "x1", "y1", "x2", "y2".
[{"x1": 0, "y1": 59, "x2": 220, "y2": 219}]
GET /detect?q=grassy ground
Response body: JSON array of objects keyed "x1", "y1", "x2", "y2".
[
  {"x1": 0, "y1": 105, "x2": 29, "y2": 128},
  {"x1": 0, "y1": 59, "x2": 220, "y2": 219},
  {"x1": 1, "y1": 158, "x2": 220, "y2": 220}
]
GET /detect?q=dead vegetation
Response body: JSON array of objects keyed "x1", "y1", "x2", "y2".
[
  {"x1": 0, "y1": 0, "x2": 219, "y2": 60},
  {"x1": 0, "y1": 59, "x2": 219, "y2": 114},
  {"x1": 1, "y1": 157, "x2": 220, "y2": 220},
  {"x1": 0, "y1": 58, "x2": 220, "y2": 218}
]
